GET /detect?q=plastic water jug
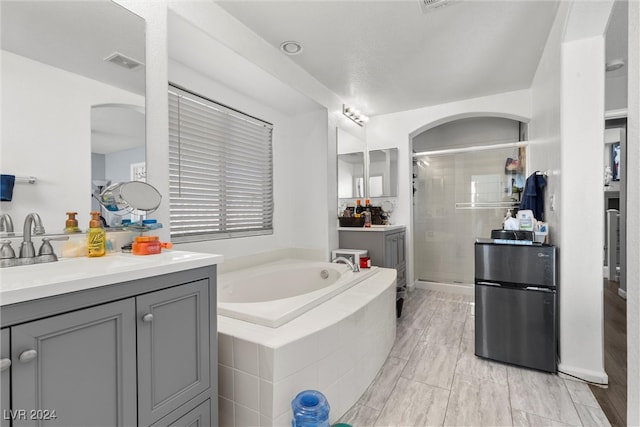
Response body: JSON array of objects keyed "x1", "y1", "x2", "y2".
[{"x1": 291, "y1": 390, "x2": 330, "y2": 427}]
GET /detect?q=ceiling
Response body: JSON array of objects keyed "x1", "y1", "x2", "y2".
[
  {"x1": 2, "y1": 0, "x2": 627, "y2": 121},
  {"x1": 217, "y1": 0, "x2": 562, "y2": 116}
]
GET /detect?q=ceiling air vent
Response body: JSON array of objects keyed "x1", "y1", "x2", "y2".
[
  {"x1": 419, "y1": 0, "x2": 452, "y2": 13},
  {"x1": 104, "y1": 52, "x2": 144, "y2": 71}
]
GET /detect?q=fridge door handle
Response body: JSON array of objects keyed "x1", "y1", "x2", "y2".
[
  {"x1": 477, "y1": 281, "x2": 501, "y2": 287},
  {"x1": 525, "y1": 286, "x2": 555, "y2": 292}
]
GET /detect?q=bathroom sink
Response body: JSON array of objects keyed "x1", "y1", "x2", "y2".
[{"x1": 60, "y1": 252, "x2": 151, "y2": 268}]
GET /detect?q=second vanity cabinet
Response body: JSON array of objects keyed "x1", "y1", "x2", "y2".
[
  {"x1": 1, "y1": 263, "x2": 216, "y2": 427},
  {"x1": 338, "y1": 226, "x2": 406, "y2": 289},
  {"x1": 339, "y1": 226, "x2": 407, "y2": 317}
]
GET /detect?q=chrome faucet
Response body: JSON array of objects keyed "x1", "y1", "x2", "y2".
[
  {"x1": 332, "y1": 256, "x2": 360, "y2": 272},
  {"x1": 19, "y1": 212, "x2": 46, "y2": 259},
  {"x1": 0, "y1": 213, "x2": 13, "y2": 233}
]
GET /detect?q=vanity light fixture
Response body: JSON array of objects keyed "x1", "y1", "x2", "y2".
[
  {"x1": 343, "y1": 104, "x2": 369, "y2": 127},
  {"x1": 280, "y1": 41, "x2": 303, "y2": 55}
]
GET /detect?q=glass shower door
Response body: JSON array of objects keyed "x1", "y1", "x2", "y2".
[{"x1": 413, "y1": 146, "x2": 523, "y2": 284}]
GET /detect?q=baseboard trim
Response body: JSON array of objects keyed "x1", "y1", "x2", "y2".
[
  {"x1": 414, "y1": 280, "x2": 474, "y2": 297},
  {"x1": 557, "y1": 363, "x2": 609, "y2": 385},
  {"x1": 618, "y1": 288, "x2": 627, "y2": 299}
]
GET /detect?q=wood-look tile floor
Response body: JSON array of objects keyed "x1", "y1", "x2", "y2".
[{"x1": 338, "y1": 288, "x2": 611, "y2": 427}]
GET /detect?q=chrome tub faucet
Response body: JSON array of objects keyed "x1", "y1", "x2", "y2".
[{"x1": 332, "y1": 256, "x2": 360, "y2": 272}]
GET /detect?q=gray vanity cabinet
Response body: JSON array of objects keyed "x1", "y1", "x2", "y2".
[
  {"x1": 137, "y1": 280, "x2": 210, "y2": 427},
  {"x1": 1, "y1": 265, "x2": 217, "y2": 427},
  {"x1": 385, "y1": 231, "x2": 405, "y2": 270},
  {"x1": 151, "y1": 399, "x2": 211, "y2": 427},
  {"x1": 1, "y1": 328, "x2": 9, "y2": 427},
  {"x1": 338, "y1": 227, "x2": 406, "y2": 289},
  {"x1": 10, "y1": 299, "x2": 138, "y2": 427}
]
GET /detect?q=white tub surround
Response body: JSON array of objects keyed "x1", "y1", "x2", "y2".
[
  {"x1": 0, "y1": 250, "x2": 223, "y2": 305},
  {"x1": 217, "y1": 265, "x2": 397, "y2": 426},
  {"x1": 218, "y1": 260, "x2": 378, "y2": 327}
]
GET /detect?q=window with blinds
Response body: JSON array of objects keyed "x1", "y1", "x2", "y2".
[{"x1": 168, "y1": 85, "x2": 274, "y2": 242}]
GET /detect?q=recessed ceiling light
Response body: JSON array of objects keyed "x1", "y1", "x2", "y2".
[
  {"x1": 280, "y1": 41, "x2": 303, "y2": 55},
  {"x1": 605, "y1": 59, "x2": 625, "y2": 72}
]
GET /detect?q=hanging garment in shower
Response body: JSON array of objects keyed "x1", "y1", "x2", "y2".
[{"x1": 519, "y1": 172, "x2": 546, "y2": 221}]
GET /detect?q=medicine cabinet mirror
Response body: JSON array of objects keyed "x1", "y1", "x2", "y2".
[
  {"x1": 337, "y1": 128, "x2": 366, "y2": 200},
  {"x1": 1, "y1": 0, "x2": 145, "y2": 235}
]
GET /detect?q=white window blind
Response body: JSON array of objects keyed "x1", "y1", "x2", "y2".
[{"x1": 169, "y1": 85, "x2": 274, "y2": 242}]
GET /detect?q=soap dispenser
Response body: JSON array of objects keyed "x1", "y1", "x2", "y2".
[
  {"x1": 64, "y1": 211, "x2": 81, "y2": 233},
  {"x1": 87, "y1": 211, "x2": 106, "y2": 257}
]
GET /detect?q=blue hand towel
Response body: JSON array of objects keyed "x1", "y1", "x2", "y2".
[{"x1": 1, "y1": 175, "x2": 16, "y2": 201}]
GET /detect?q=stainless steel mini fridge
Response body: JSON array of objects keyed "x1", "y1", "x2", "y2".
[{"x1": 474, "y1": 241, "x2": 557, "y2": 372}]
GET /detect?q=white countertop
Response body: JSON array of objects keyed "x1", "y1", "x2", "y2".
[
  {"x1": 0, "y1": 250, "x2": 223, "y2": 306},
  {"x1": 338, "y1": 224, "x2": 405, "y2": 232}
]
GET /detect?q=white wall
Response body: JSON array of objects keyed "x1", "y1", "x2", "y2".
[
  {"x1": 558, "y1": 35, "x2": 608, "y2": 384},
  {"x1": 0, "y1": 50, "x2": 143, "y2": 233},
  {"x1": 289, "y1": 109, "x2": 331, "y2": 252},
  {"x1": 528, "y1": 1, "x2": 569, "y2": 243},
  {"x1": 559, "y1": 2, "x2": 613, "y2": 385},
  {"x1": 366, "y1": 89, "x2": 532, "y2": 288}
]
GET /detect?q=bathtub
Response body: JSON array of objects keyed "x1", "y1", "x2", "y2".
[
  {"x1": 218, "y1": 260, "x2": 378, "y2": 327},
  {"x1": 216, "y1": 259, "x2": 397, "y2": 427}
]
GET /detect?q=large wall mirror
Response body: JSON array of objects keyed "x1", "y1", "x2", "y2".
[
  {"x1": 337, "y1": 128, "x2": 365, "y2": 200},
  {"x1": 336, "y1": 128, "x2": 399, "y2": 210},
  {"x1": 1, "y1": 1, "x2": 145, "y2": 234}
]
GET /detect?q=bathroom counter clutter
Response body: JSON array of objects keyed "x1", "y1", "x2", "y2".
[{"x1": 0, "y1": 250, "x2": 223, "y2": 306}]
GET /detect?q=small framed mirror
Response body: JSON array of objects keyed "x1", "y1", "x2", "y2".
[{"x1": 368, "y1": 148, "x2": 398, "y2": 197}]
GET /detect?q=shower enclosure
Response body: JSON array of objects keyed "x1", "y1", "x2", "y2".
[{"x1": 413, "y1": 145, "x2": 525, "y2": 285}]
